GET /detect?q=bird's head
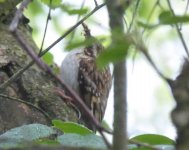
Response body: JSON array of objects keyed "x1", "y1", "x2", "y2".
[{"x1": 82, "y1": 23, "x2": 104, "y2": 57}]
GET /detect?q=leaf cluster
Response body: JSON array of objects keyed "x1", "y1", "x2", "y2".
[{"x1": 0, "y1": 121, "x2": 175, "y2": 150}]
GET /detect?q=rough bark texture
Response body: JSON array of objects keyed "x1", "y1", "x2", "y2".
[
  {"x1": 0, "y1": 19, "x2": 78, "y2": 133},
  {"x1": 169, "y1": 60, "x2": 189, "y2": 150}
]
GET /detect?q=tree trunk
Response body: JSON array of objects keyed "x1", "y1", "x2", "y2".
[
  {"x1": 169, "y1": 61, "x2": 189, "y2": 150},
  {"x1": 0, "y1": 17, "x2": 78, "y2": 133}
]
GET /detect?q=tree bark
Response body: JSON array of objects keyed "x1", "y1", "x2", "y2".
[
  {"x1": 106, "y1": 1, "x2": 128, "y2": 150},
  {"x1": 0, "y1": 16, "x2": 78, "y2": 133},
  {"x1": 169, "y1": 60, "x2": 189, "y2": 150}
]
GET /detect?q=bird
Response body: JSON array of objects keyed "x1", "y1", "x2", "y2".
[{"x1": 60, "y1": 23, "x2": 112, "y2": 131}]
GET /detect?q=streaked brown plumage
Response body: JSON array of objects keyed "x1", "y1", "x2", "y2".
[{"x1": 61, "y1": 24, "x2": 112, "y2": 130}]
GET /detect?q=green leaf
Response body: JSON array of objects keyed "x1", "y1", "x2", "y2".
[
  {"x1": 137, "y1": 1, "x2": 157, "y2": 19},
  {"x1": 101, "y1": 120, "x2": 112, "y2": 131},
  {"x1": 159, "y1": 11, "x2": 189, "y2": 24},
  {"x1": 0, "y1": 0, "x2": 5, "y2": 3},
  {"x1": 68, "y1": 8, "x2": 88, "y2": 15},
  {"x1": 130, "y1": 134, "x2": 175, "y2": 145},
  {"x1": 65, "y1": 40, "x2": 87, "y2": 51},
  {"x1": 42, "y1": 52, "x2": 54, "y2": 65},
  {"x1": 0, "y1": 124, "x2": 56, "y2": 149},
  {"x1": 137, "y1": 21, "x2": 159, "y2": 29},
  {"x1": 52, "y1": 120, "x2": 93, "y2": 135},
  {"x1": 65, "y1": 37, "x2": 102, "y2": 51},
  {"x1": 138, "y1": 11, "x2": 189, "y2": 29},
  {"x1": 97, "y1": 42, "x2": 129, "y2": 68},
  {"x1": 97, "y1": 31, "x2": 132, "y2": 68},
  {"x1": 25, "y1": 0, "x2": 44, "y2": 17},
  {"x1": 61, "y1": 4, "x2": 88, "y2": 15},
  {"x1": 57, "y1": 133, "x2": 107, "y2": 149},
  {"x1": 41, "y1": 0, "x2": 61, "y2": 8}
]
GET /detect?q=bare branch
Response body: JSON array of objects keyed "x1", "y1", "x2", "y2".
[
  {"x1": 167, "y1": 0, "x2": 189, "y2": 58},
  {"x1": 142, "y1": 0, "x2": 160, "y2": 34},
  {"x1": 9, "y1": 0, "x2": 32, "y2": 32},
  {"x1": 94, "y1": 0, "x2": 98, "y2": 7},
  {"x1": 128, "y1": 0, "x2": 140, "y2": 33},
  {"x1": 0, "y1": 94, "x2": 52, "y2": 122},
  {"x1": 67, "y1": 0, "x2": 86, "y2": 44},
  {"x1": 39, "y1": 0, "x2": 52, "y2": 54},
  {"x1": 41, "y1": 2, "x2": 106, "y2": 56},
  {"x1": 11, "y1": 30, "x2": 47, "y2": 70},
  {"x1": 133, "y1": 32, "x2": 171, "y2": 83}
]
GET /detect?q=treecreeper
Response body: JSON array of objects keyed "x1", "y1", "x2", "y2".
[{"x1": 60, "y1": 23, "x2": 112, "y2": 131}]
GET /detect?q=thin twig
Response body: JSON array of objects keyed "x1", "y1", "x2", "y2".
[
  {"x1": 185, "y1": 0, "x2": 189, "y2": 14},
  {"x1": 135, "y1": 36, "x2": 171, "y2": 83},
  {"x1": 39, "y1": 0, "x2": 52, "y2": 54},
  {"x1": 40, "y1": 2, "x2": 106, "y2": 56},
  {"x1": 94, "y1": 0, "x2": 98, "y2": 7},
  {"x1": 0, "y1": 94, "x2": 52, "y2": 122},
  {"x1": 9, "y1": 0, "x2": 32, "y2": 32},
  {"x1": 0, "y1": 61, "x2": 33, "y2": 90},
  {"x1": 54, "y1": 87, "x2": 81, "y2": 120},
  {"x1": 127, "y1": 0, "x2": 140, "y2": 33},
  {"x1": 0, "y1": 2, "x2": 106, "y2": 90},
  {"x1": 67, "y1": 0, "x2": 86, "y2": 44},
  {"x1": 127, "y1": 0, "x2": 140, "y2": 72},
  {"x1": 99, "y1": 130, "x2": 112, "y2": 148},
  {"x1": 142, "y1": 0, "x2": 160, "y2": 34},
  {"x1": 90, "y1": 20, "x2": 109, "y2": 31},
  {"x1": 167, "y1": 0, "x2": 189, "y2": 58},
  {"x1": 123, "y1": 16, "x2": 129, "y2": 30},
  {"x1": 12, "y1": 30, "x2": 47, "y2": 70},
  {"x1": 179, "y1": 0, "x2": 189, "y2": 30}
]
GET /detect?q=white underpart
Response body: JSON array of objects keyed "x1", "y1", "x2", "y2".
[{"x1": 60, "y1": 49, "x2": 83, "y2": 94}]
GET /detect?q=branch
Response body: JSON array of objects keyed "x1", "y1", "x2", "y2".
[
  {"x1": 94, "y1": 0, "x2": 98, "y2": 7},
  {"x1": 39, "y1": 0, "x2": 52, "y2": 54},
  {"x1": 9, "y1": 0, "x2": 32, "y2": 32},
  {"x1": 106, "y1": 1, "x2": 130, "y2": 150},
  {"x1": 142, "y1": 0, "x2": 160, "y2": 34},
  {"x1": 127, "y1": 0, "x2": 140, "y2": 33},
  {"x1": 40, "y1": 2, "x2": 106, "y2": 56},
  {"x1": 0, "y1": 94, "x2": 52, "y2": 122},
  {"x1": 167, "y1": 0, "x2": 189, "y2": 58},
  {"x1": 133, "y1": 32, "x2": 171, "y2": 83},
  {"x1": 67, "y1": 0, "x2": 86, "y2": 45}
]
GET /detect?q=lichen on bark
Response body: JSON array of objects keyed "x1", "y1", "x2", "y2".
[{"x1": 0, "y1": 18, "x2": 78, "y2": 133}]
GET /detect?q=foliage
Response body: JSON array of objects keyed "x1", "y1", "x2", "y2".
[
  {"x1": 42, "y1": 52, "x2": 54, "y2": 65},
  {"x1": 0, "y1": 123, "x2": 175, "y2": 149},
  {"x1": 52, "y1": 120, "x2": 93, "y2": 135},
  {"x1": 130, "y1": 134, "x2": 175, "y2": 145},
  {"x1": 0, "y1": 124, "x2": 55, "y2": 149},
  {"x1": 41, "y1": 0, "x2": 61, "y2": 8}
]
